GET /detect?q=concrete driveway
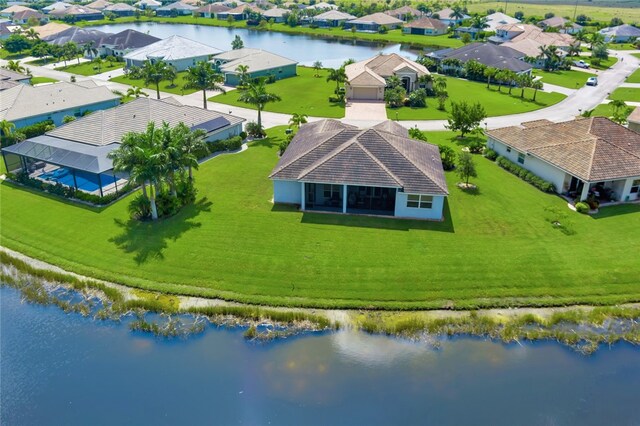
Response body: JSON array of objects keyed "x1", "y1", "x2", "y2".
[{"x1": 345, "y1": 100, "x2": 387, "y2": 121}]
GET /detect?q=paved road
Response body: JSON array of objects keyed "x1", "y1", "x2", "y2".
[{"x1": 4, "y1": 49, "x2": 639, "y2": 131}]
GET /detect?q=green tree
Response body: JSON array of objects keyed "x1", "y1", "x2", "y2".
[
  {"x1": 30, "y1": 42, "x2": 51, "y2": 64},
  {"x1": 456, "y1": 151, "x2": 477, "y2": 186},
  {"x1": 140, "y1": 60, "x2": 171, "y2": 99},
  {"x1": 238, "y1": 77, "x2": 282, "y2": 131},
  {"x1": 531, "y1": 79, "x2": 543, "y2": 101},
  {"x1": 2, "y1": 34, "x2": 31, "y2": 54},
  {"x1": 288, "y1": 112, "x2": 308, "y2": 129},
  {"x1": 592, "y1": 42, "x2": 609, "y2": 60},
  {"x1": 326, "y1": 66, "x2": 347, "y2": 93},
  {"x1": 126, "y1": 86, "x2": 149, "y2": 98},
  {"x1": 178, "y1": 124, "x2": 207, "y2": 182},
  {"x1": 312, "y1": 60, "x2": 323, "y2": 77},
  {"x1": 231, "y1": 35, "x2": 244, "y2": 50},
  {"x1": 183, "y1": 61, "x2": 226, "y2": 109},
  {"x1": 235, "y1": 64, "x2": 250, "y2": 87},
  {"x1": 517, "y1": 73, "x2": 532, "y2": 98},
  {"x1": 590, "y1": 32, "x2": 605, "y2": 50},
  {"x1": 3, "y1": 60, "x2": 25, "y2": 73},
  {"x1": 384, "y1": 85, "x2": 406, "y2": 108},
  {"x1": 23, "y1": 28, "x2": 39, "y2": 42},
  {"x1": 446, "y1": 101, "x2": 487, "y2": 138},
  {"x1": 62, "y1": 41, "x2": 80, "y2": 65},
  {"x1": 83, "y1": 41, "x2": 98, "y2": 59},
  {"x1": 0, "y1": 120, "x2": 16, "y2": 139}
]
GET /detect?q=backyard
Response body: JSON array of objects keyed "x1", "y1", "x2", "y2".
[
  {"x1": 1, "y1": 127, "x2": 639, "y2": 310},
  {"x1": 608, "y1": 87, "x2": 640, "y2": 102},
  {"x1": 386, "y1": 76, "x2": 566, "y2": 120},
  {"x1": 533, "y1": 69, "x2": 590, "y2": 89},
  {"x1": 111, "y1": 71, "x2": 198, "y2": 96},
  {"x1": 56, "y1": 60, "x2": 124, "y2": 76},
  {"x1": 209, "y1": 66, "x2": 345, "y2": 118}
]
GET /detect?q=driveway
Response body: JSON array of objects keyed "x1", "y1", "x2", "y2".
[{"x1": 345, "y1": 100, "x2": 387, "y2": 121}]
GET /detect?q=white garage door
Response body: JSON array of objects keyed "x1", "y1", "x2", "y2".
[{"x1": 351, "y1": 87, "x2": 379, "y2": 100}]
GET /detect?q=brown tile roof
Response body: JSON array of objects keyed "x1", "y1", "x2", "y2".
[
  {"x1": 346, "y1": 53, "x2": 429, "y2": 85},
  {"x1": 196, "y1": 3, "x2": 231, "y2": 13},
  {"x1": 385, "y1": 6, "x2": 421, "y2": 18},
  {"x1": 487, "y1": 117, "x2": 640, "y2": 181},
  {"x1": 270, "y1": 119, "x2": 448, "y2": 195},
  {"x1": 404, "y1": 17, "x2": 448, "y2": 31},
  {"x1": 348, "y1": 12, "x2": 403, "y2": 26}
]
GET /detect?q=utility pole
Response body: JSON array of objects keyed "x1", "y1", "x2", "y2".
[
  {"x1": 504, "y1": 0, "x2": 508, "y2": 15},
  {"x1": 573, "y1": 0, "x2": 579, "y2": 21}
]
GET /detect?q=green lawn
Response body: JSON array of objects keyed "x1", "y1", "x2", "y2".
[
  {"x1": 387, "y1": 77, "x2": 566, "y2": 120},
  {"x1": 465, "y1": 2, "x2": 640, "y2": 22},
  {"x1": 2, "y1": 127, "x2": 639, "y2": 309},
  {"x1": 634, "y1": 54, "x2": 640, "y2": 60},
  {"x1": 56, "y1": 61, "x2": 124, "y2": 76},
  {"x1": 533, "y1": 69, "x2": 590, "y2": 89},
  {"x1": 608, "y1": 87, "x2": 640, "y2": 102},
  {"x1": 110, "y1": 71, "x2": 198, "y2": 96},
  {"x1": 626, "y1": 68, "x2": 640, "y2": 84},
  {"x1": 590, "y1": 103, "x2": 634, "y2": 120},
  {"x1": 608, "y1": 43, "x2": 640, "y2": 51},
  {"x1": 0, "y1": 49, "x2": 29, "y2": 60},
  {"x1": 590, "y1": 55, "x2": 619, "y2": 70},
  {"x1": 210, "y1": 66, "x2": 345, "y2": 118},
  {"x1": 30, "y1": 77, "x2": 58, "y2": 85}
]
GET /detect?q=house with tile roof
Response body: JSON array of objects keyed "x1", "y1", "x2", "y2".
[
  {"x1": 211, "y1": 48, "x2": 297, "y2": 85},
  {"x1": 103, "y1": 3, "x2": 138, "y2": 17},
  {"x1": 85, "y1": 0, "x2": 114, "y2": 11},
  {"x1": 0, "y1": 5, "x2": 36, "y2": 17},
  {"x1": 155, "y1": 1, "x2": 197, "y2": 16},
  {"x1": 0, "y1": 68, "x2": 31, "y2": 91},
  {"x1": 97, "y1": 29, "x2": 160, "y2": 57},
  {"x1": 134, "y1": 0, "x2": 161, "y2": 10},
  {"x1": 262, "y1": 7, "x2": 288, "y2": 23},
  {"x1": 195, "y1": 3, "x2": 230, "y2": 18},
  {"x1": 43, "y1": 27, "x2": 109, "y2": 46},
  {"x1": 42, "y1": 2, "x2": 72, "y2": 14},
  {"x1": 538, "y1": 16, "x2": 582, "y2": 35},
  {"x1": 270, "y1": 119, "x2": 448, "y2": 219},
  {"x1": 123, "y1": 35, "x2": 221, "y2": 71},
  {"x1": 345, "y1": 53, "x2": 429, "y2": 100},
  {"x1": 384, "y1": 6, "x2": 422, "y2": 22},
  {"x1": 598, "y1": 24, "x2": 640, "y2": 43},
  {"x1": 2, "y1": 97, "x2": 244, "y2": 197},
  {"x1": 345, "y1": 12, "x2": 403, "y2": 32},
  {"x1": 435, "y1": 7, "x2": 470, "y2": 26},
  {"x1": 487, "y1": 118, "x2": 640, "y2": 203},
  {"x1": 484, "y1": 12, "x2": 519, "y2": 32},
  {"x1": 48, "y1": 5, "x2": 104, "y2": 21},
  {"x1": 429, "y1": 42, "x2": 533, "y2": 74},
  {"x1": 32, "y1": 22, "x2": 71, "y2": 39},
  {"x1": 402, "y1": 17, "x2": 448, "y2": 36},
  {"x1": 312, "y1": 10, "x2": 355, "y2": 27},
  {"x1": 216, "y1": 4, "x2": 264, "y2": 20},
  {"x1": 10, "y1": 9, "x2": 48, "y2": 25}
]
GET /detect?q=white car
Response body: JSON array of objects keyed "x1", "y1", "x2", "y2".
[
  {"x1": 586, "y1": 77, "x2": 598, "y2": 86},
  {"x1": 574, "y1": 60, "x2": 590, "y2": 69}
]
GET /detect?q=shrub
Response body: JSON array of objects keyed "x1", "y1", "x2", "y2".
[
  {"x1": 575, "y1": 201, "x2": 590, "y2": 214},
  {"x1": 1, "y1": 131, "x2": 25, "y2": 148},
  {"x1": 21, "y1": 120, "x2": 54, "y2": 139},
  {"x1": 245, "y1": 121, "x2": 265, "y2": 138},
  {"x1": 156, "y1": 191, "x2": 181, "y2": 217},
  {"x1": 408, "y1": 89, "x2": 428, "y2": 107},
  {"x1": 438, "y1": 144, "x2": 456, "y2": 171},
  {"x1": 408, "y1": 127, "x2": 428, "y2": 141},
  {"x1": 585, "y1": 195, "x2": 599, "y2": 210},
  {"x1": 239, "y1": 131, "x2": 247, "y2": 140},
  {"x1": 496, "y1": 156, "x2": 555, "y2": 192},
  {"x1": 484, "y1": 148, "x2": 498, "y2": 161},
  {"x1": 128, "y1": 194, "x2": 151, "y2": 219},
  {"x1": 468, "y1": 139, "x2": 485, "y2": 154},
  {"x1": 328, "y1": 95, "x2": 343, "y2": 103}
]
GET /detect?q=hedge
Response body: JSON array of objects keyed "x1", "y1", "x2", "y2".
[{"x1": 496, "y1": 156, "x2": 556, "y2": 193}]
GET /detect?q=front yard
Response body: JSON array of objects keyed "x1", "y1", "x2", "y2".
[
  {"x1": 56, "y1": 61, "x2": 124, "y2": 76},
  {"x1": 111, "y1": 71, "x2": 198, "y2": 96},
  {"x1": 626, "y1": 68, "x2": 640, "y2": 84},
  {"x1": 590, "y1": 103, "x2": 634, "y2": 120},
  {"x1": 209, "y1": 66, "x2": 345, "y2": 118},
  {"x1": 608, "y1": 87, "x2": 640, "y2": 102},
  {"x1": 1, "y1": 127, "x2": 639, "y2": 309},
  {"x1": 533, "y1": 69, "x2": 591, "y2": 89},
  {"x1": 386, "y1": 77, "x2": 566, "y2": 120}
]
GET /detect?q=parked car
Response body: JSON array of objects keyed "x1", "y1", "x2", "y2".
[
  {"x1": 574, "y1": 60, "x2": 590, "y2": 69},
  {"x1": 586, "y1": 77, "x2": 598, "y2": 86}
]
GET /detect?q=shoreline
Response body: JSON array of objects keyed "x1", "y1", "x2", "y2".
[{"x1": 2, "y1": 246, "x2": 639, "y2": 353}]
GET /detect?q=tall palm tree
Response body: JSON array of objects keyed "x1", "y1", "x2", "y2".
[
  {"x1": 538, "y1": 44, "x2": 559, "y2": 71},
  {"x1": 235, "y1": 64, "x2": 250, "y2": 87},
  {"x1": 0, "y1": 120, "x2": 16, "y2": 139},
  {"x1": 470, "y1": 15, "x2": 488, "y2": 30},
  {"x1": 484, "y1": 66, "x2": 497, "y2": 88},
  {"x1": 83, "y1": 41, "x2": 98, "y2": 59},
  {"x1": 450, "y1": 4, "x2": 465, "y2": 21},
  {"x1": 178, "y1": 125, "x2": 207, "y2": 181},
  {"x1": 140, "y1": 60, "x2": 171, "y2": 99},
  {"x1": 3, "y1": 60, "x2": 25, "y2": 73},
  {"x1": 23, "y1": 28, "x2": 39, "y2": 42},
  {"x1": 288, "y1": 113, "x2": 308, "y2": 129},
  {"x1": 238, "y1": 77, "x2": 282, "y2": 130},
  {"x1": 517, "y1": 73, "x2": 532, "y2": 98},
  {"x1": 62, "y1": 42, "x2": 80, "y2": 65},
  {"x1": 158, "y1": 121, "x2": 184, "y2": 197},
  {"x1": 590, "y1": 32, "x2": 605, "y2": 50},
  {"x1": 183, "y1": 61, "x2": 225, "y2": 109},
  {"x1": 126, "y1": 86, "x2": 149, "y2": 98},
  {"x1": 531, "y1": 79, "x2": 543, "y2": 102},
  {"x1": 326, "y1": 66, "x2": 347, "y2": 93}
]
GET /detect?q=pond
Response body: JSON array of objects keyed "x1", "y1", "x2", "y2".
[
  {"x1": 2, "y1": 286, "x2": 640, "y2": 425},
  {"x1": 89, "y1": 22, "x2": 421, "y2": 68}
]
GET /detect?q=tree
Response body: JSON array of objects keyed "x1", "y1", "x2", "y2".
[
  {"x1": 531, "y1": 79, "x2": 543, "y2": 101},
  {"x1": 538, "y1": 44, "x2": 559, "y2": 71},
  {"x1": 62, "y1": 42, "x2": 80, "y2": 66},
  {"x1": 590, "y1": 32, "x2": 605, "y2": 50},
  {"x1": 610, "y1": 17, "x2": 623, "y2": 27},
  {"x1": 178, "y1": 124, "x2": 207, "y2": 181},
  {"x1": 62, "y1": 115, "x2": 76, "y2": 124},
  {"x1": 574, "y1": 29, "x2": 589, "y2": 43},
  {"x1": 0, "y1": 120, "x2": 16, "y2": 138},
  {"x1": 183, "y1": 61, "x2": 225, "y2": 109},
  {"x1": 514, "y1": 11, "x2": 524, "y2": 20},
  {"x1": 437, "y1": 90, "x2": 449, "y2": 111},
  {"x1": 30, "y1": 42, "x2": 51, "y2": 64},
  {"x1": 2, "y1": 34, "x2": 31, "y2": 54},
  {"x1": 450, "y1": 4, "x2": 465, "y2": 21},
  {"x1": 231, "y1": 35, "x2": 244, "y2": 50},
  {"x1": 384, "y1": 85, "x2": 405, "y2": 108},
  {"x1": 238, "y1": 77, "x2": 282, "y2": 131},
  {"x1": 165, "y1": 65, "x2": 177, "y2": 87},
  {"x1": 23, "y1": 28, "x2": 39, "y2": 42},
  {"x1": 3, "y1": 60, "x2": 25, "y2": 73},
  {"x1": 461, "y1": 32, "x2": 472, "y2": 44},
  {"x1": 83, "y1": 41, "x2": 98, "y2": 59},
  {"x1": 288, "y1": 113, "x2": 308, "y2": 129},
  {"x1": 126, "y1": 86, "x2": 149, "y2": 98},
  {"x1": 517, "y1": 73, "x2": 532, "y2": 98},
  {"x1": 446, "y1": 101, "x2": 487, "y2": 138},
  {"x1": 433, "y1": 75, "x2": 447, "y2": 93},
  {"x1": 326, "y1": 66, "x2": 347, "y2": 93},
  {"x1": 592, "y1": 42, "x2": 609, "y2": 61},
  {"x1": 470, "y1": 15, "x2": 488, "y2": 30},
  {"x1": 312, "y1": 60, "x2": 323, "y2": 77},
  {"x1": 140, "y1": 60, "x2": 171, "y2": 99},
  {"x1": 235, "y1": 64, "x2": 250, "y2": 87},
  {"x1": 456, "y1": 151, "x2": 477, "y2": 186}
]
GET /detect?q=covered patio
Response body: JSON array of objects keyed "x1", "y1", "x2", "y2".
[
  {"x1": 302, "y1": 183, "x2": 397, "y2": 216},
  {"x1": 566, "y1": 175, "x2": 633, "y2": 204}
]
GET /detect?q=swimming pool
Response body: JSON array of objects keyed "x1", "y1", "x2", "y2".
[{"x1": 40, "y1": 168, "x2": 117, "y2": 193}]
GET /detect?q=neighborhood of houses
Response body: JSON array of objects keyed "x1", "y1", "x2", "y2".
[{"x1": 1, "y1": 1, "x2": 640, "y2": 222}]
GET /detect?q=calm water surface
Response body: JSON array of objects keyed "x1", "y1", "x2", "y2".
[
  {"x1": 2, "y1": 286, "x2": 640, "y2": 426},
  {"x1": 90, "y1": 22, "x2": 420, "y2": 68}
]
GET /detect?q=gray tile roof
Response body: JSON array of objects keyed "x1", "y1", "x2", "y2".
[
  {"x1": 124, "y1": 35, "x2": 220, "y2": 62},
  {"x1": 214, "y1": 48, "x2": 297, "y2": 74},
  {"x1": 43, "y1": 27, "x2": 109, "y2": 45},
  {"x1": 599, "y1": 24, "x2": 640, "y2": 37},
  {"x1": 270, "y1": 120, "x2": 448, "y2": 195},
  {"x1": 99, "y1": 29, "x2": 160, "y2": 50},
  {"x1": 433, "y1": 42, "x2": 532, "y2": 73}
]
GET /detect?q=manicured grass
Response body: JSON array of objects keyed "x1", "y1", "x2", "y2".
[
  {"x1": 590, "y1": 55, "x2": 619, "y2": 70},
  {"x1": 110, "y1": 71, "x2": 198, "y2": 96},
  {"x1": 2, "y1": 127, "x2": 639, "y2": 309},
  {"x1": 78, "y1": 16, "x2": 464, "y2": 49},
  {"x1": 55, "y1": 61, "x2": 124, "y2": 76},
  {"x1": 590, "y1": 103, "x2": 634, "y2": 120},
  {"x1": 608, "y1": 43, "x2": 640, "y2": 51},
  {"x1": 608, "y1": 87, "x2": 640, "y2": 102},
  {"x1": 30, "y1": 77, "x2": 58, "y2": 85},
  {"x1": 465, "y1": 2, "x2": 640, "y2": 22},
  {"x1": 626, "y1": 68, "x2": 640, "y2": 84},
  {"x1": 387, "y1": 77, "x2": 566, "y2": 120},
  {"x1": 0, "y1": 49, "x2": 29, "y2": 60},
  {"x1": 634, "y1": 54, "x2": 640, "y2": 60},
  {"x1": 533, "y1": 69, "x2": 590, "y2": 89},
  {"x1": 209, "y1": 66, "x2": 345, "y2": 118}
]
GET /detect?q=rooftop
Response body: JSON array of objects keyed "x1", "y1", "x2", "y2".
[
  {"x1": 124, "y1": 35, "x2": 221, "y2": 62},
  {"x1": 98, "y1": 29, "x2": 160, "y2": 50},
  {"x1": 48, "y1": 5, "x2": 102, "y2": 16},
  {"x1": 403, "y1": 17, "x2": 448, "y2": 30},
  {"x1": 85, "y1": 0, "x2": 113, "y2": 10},
  {"x1": 156, "y1": 1, "x2": 197, "y2": 11},
  {"x1": 213, "y1": 48, "x2": 297, "y2": 73},
  {"x1": 432, "y1": 42, "x2": 532, "y2": 73},
  {"x1": 348, "y1": 12, "x2": 403, "y2": 26},
  {"x1": 32, "y1": 22, "x2": 71, "y2": 38},
  {"x1": 313, "y1": 10, "x2": 355, "y2": 20},
  {"x1": 346, "y1": 53, "x2": 429, "y2": 85}
]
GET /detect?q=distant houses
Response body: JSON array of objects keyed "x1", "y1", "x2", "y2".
[
  {"x1": 196, "y1": 3, "x2": 231, "y2": 19},
  {"x1": 123, "y1": 35, "x2": 221, "y2": 71},
  {"x1": 48, "y1": 5, "x2": 104, "y2": 21},
  {"x1": 599, "y1": 24, "x2": 640, "y2": 43},
  {"x1": 384, "y1": 6, "x2": 422, "y2": 22},
  {"x1": 435, "y1": 7, "x2": 470, "y2": 26},
  {"x1": 97, "y1": 29, "x2": 160, "y2": 57},
  {"x1": 156, "y1": 1, "x2": 197, "y2": 17},
  {"x1": 134, "y1": 0, "x2": 161, "y2": 11},
  {"x1": 211, "y1": 48, "x2": 297, "y2": 85},
  {"x1": 537, "y1": 16, "x2": 582, "y2": 35},
  {"x1": 345, "y1": 13, "x2": 403, "y2": 32},
  {"x1": 312, "y1": 10, "x2": 355, "y2": 28},
  {"x1": 484, "y1": 12, "x2": 520, "y2": 32},
  {"x1": 429, "y1": 43, "x2": 533, "y2": 75},
  {"x1": 403, "y1": 18, "x2": 448, "y2": 36},
  {"x1": 103, "y1": 3, "x2": 138, "y2": 17}
]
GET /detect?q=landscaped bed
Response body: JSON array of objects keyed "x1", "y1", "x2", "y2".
[
  {"x1": 533, "y1": 69, "x2": 590, "y2": 89},
  {"x1": 1, "y1": 127, "x2": 639, "y2": 310},
  {"x1": 209, "y1": 66, "x2": 345, "y2": 118},
  {"x1": 56, "y1": 61, "x2": 124, "y2": 76},
  {"x1": 386, "y1": 77, "x2": 566, "y2": 120},
  {"x1": 608, "y1": 87, "x2": 640, "y2": 102},
  {"x1": 111, "y1": 71, "x2": 198, "y2": 95}
]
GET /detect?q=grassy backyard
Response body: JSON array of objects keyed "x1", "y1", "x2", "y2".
[
  {"x1": 533, "y1": 69, "x2": 590, "y2": 89},
  {"x1": 2, "y1": 127, "x2": 639, "y2": 310},
  {"x1": 56, "y1": 61, "x2": 124, "y2": 76},
  {"x1": 608, "y1": 87, "x2": 640, "y2": 102},
  {"x1": 210, "y1": 66, "x2": 345, "y2": 118},
  {"x1": 30, "y1": 77, "x2": 58, "y2": 85},
  {"x1": 387, "y1": 77, "x2": 566, "y2": 120},
  {"x1": 111, "y1": 71, "x2": 198, "y2": 96}
]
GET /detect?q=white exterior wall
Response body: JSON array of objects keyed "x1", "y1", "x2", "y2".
[
  {"x1": 394, "y1": 192, "x2": 445, "y2": 220},
  {"x1": 488, "y1": 136, "x2": 568, "y2": 194},
  {"x1": 205, "y1": 123, "x2": 242, "y2": 142},
  {"x1": 273, "y1": 180, "x2": 302, "y2": 204},
  {"x1": 126, "y1": 55, "x2": 212, "y2": 71}
]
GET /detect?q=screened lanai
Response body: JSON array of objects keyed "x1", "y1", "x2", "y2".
[{"x1": 2, "y1": 135, "x2": 128, "y2": 197}]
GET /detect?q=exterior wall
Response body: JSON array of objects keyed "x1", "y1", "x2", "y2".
[
  {"x1": 487, "y1": 136, "x2": 568, "y2": 193},
  {"x1": 126, "y1": 55, "x2": 211, "y2": 71},
  {"x1": 156, "y1": 9, "x2": 193, "y2": 16},
  {"x1": 346, "y1": 83, "x2": 384, "y2": 100},
  {"x1": 12, "y1": 98, "x2": 121, "y2": 128},
  {"x1": 273, "y1": 180, "x2": 302, "y2": 204},
  {"x1": 205, "y1": 123, "x2": 242, "y2": 142},
  {"x1": 394, "y1": 192, "x2": 446, "y2": 220},
  {"x1": 223, "y1": 63, "x2": 296, "y2": 86},
  {"x1": 403, "y1": 27, "x2": 446, "y2": 35}
]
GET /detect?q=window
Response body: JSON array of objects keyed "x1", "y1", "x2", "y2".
[
  {"x1": 323, "y1": 184, "x2": 341, "y2": 199},
  {"x1": 517, "y1": 153, "x2": 525, "y2": 164},
  {"x1": 506, "y1": 146, "x2": 511, "y2": 153},
  {"x1": 631, "y1": 179, "x2": 640, "y2": 194},
  {"x1": 407, "y1": 194, "x2": 433, "y2": 209}
]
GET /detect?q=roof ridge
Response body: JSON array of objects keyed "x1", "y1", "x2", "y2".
[
  {"x1": 353, "y1": 139, "x2": 404, "y2": 186},
  {"x1": 296, "y1": 134, "x2": 360, "y2": 179}
]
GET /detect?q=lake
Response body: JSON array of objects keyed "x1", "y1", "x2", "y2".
[
  {"x1": 89, "y1": 22, "x2": 420, "y2": 68},
  {"x1": 2, "y1": 286, "x2": 640, "y2": 425}
]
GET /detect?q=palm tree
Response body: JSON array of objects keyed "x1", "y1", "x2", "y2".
[
  {"x1": 538, "y1": 44, "x2": 559, "y2": 71},
  {"x1": 23, "y1": 28, "x2": 39, "y2": 42},
  {"x1": 494, "y1": 70, "x2": 508, "y2": 92},
  {"x1": 83, "y1": 41, "x2": 98, "y2": 59},
  {"x1": 590, "y1": 32, "x2": 605, "y2": 50},
  {"x1": 235, "y1": 64, "x2": 250, "y2": 87},
  {"x1": 140, "y1": 60, "x2": 171, "y2": 99},
  {"x1": 183, "y1": 61, "x2": 225, "y2": 109},
  {"x1": 610, "y1": 99, "x2": 627, "y2": 116},
  {"x1": 484, "y1": 66, "x2": 497, "y2": 88},
  {"x1": 158, "y1": 121, "x2": 184, "y2": 197},
  {"x1": 574, "y1": 29, "x2": 589, "y2": 44},
  {"x1": 238, "y1": 78, "x2": 282, "y2": 130},
  {"x1": 567, "y1": 44, "x2": 581, "y2": 57},
  {"x1": 3, "y1": 60, "x2": 25, "y2": 73},
  {"x1": 312, "y1": 60, "x2": 323, "y2": 77},
  {"x1": 288, "y1": 113, "x2": 308, "y2": 129},
  {"x1": 326, "y1": 66, "x2": 347, "y2": 93},
  {"x1": 126, "y1": 86, "x2": 148, "y2": 98},
  {"x1": 503, "y1": 70, "x2": 517, "y2": 94},
  {"x1": 0, "y1": 120, "x2": 16, "y2": 141},
  {"x1": 517, "y1": 73, "x2": 532, "y2": 98},
  {"x1": 62, "y1": 42, "x2": 80, "y2": 65},
  {"x1": 433, "y1": 75, "x2": 447, "y2": 94},
  {"x1": 531, "y1": 79, "x2": 543, "y2": 101},
  {"x1": 470, "y1": 15, "x2": 488, "y2": 30},
  {"x1": 450, "y1": 4, "x2": 465, "y2": 21},
  {"x1": 178, "y1": 125, "x2": 207, "y2": 181}
]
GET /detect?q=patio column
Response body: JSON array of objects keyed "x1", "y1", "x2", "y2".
[
  {"x1": 71, "y1": 169, "x2": 78, "y2": 191},
  {"x1": 342, "y1": 185, "x2": 347, "y2": 213},
  {"x1": 300, "y1": 182, "x2": 305, "y2": 210},
  {"x1": 113, "y1": 171, "x2": 118, "y2": 196},
  {"x1": 97, "y1": 173, "x2": 104, "y2": 198},
  {"x1": 580, "y1": 181, "x2": 590, "y2": 201}
]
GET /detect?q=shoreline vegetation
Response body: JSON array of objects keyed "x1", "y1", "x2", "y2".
[{"x1": 2, "y1": 248, "x2": 639, "y2": 354}]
